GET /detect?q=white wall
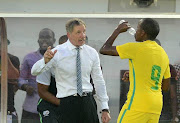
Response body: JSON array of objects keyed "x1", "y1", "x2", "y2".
[
  {"x1": 0, "y1": 0, "x2": 108, "y2": 13},
  {"x1": 4, "y1": 17, "x2": 180, "y2": 123},
  {"x1": 176, "y1": 0, "x2": 180, "y2": 13}
]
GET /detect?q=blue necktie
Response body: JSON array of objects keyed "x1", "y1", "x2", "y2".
[{"x1": 76, "y1": 47, "x2": 83, "y2": 96}]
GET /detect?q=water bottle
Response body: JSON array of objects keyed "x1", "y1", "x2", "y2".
[{"x1": 119, "y1": 20, "x2": 136, "y2": 36}]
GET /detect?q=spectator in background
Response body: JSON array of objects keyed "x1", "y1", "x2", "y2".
[
  {"x1": 18, "y1": 28, "x2": 56, "y2": 123},
  {"x1": 173, "y1": 64, "x2": 180, "y2": 122},
  {"x1": 58, "y1": 34, "x2": 68, "y2": 45},
  {"x1": 0, "y1": 38, "x2": 20, "y2": 123},
  {"x1": 167, "y1": 64, "x2": 178, "y2": 122}
]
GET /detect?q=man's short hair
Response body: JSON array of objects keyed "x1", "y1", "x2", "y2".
[
  {"x1": 59, "y1": 35, "x2": 68, "y2": 45},
  {"x1": 66, "y1": 18, "x2": 86, "y2": 33},
  {"x1": 40, "y1": 28, "x2": 55, "y2": 38},
  {"x1": 140, "y1": 18, "x2": 159, "y2": 40}
]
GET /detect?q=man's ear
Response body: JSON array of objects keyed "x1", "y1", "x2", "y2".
[
  {"x1": 67, "y1": 32, "x2": 70, "y2": 37},
  {"x1": 140, "y1": 30, "x2": 146, "y2": 37}
]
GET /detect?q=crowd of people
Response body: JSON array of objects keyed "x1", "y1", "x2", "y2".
[{"x1": 1, "y1": 18, "x2": 180, "y2": 123}]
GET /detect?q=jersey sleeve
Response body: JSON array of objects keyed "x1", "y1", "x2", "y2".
[
  {"x1": 116, "y1": 43, "x2": 139, "y2": 59},
  {"x1": 163, "y1": 64, "x2": 171, "y2": 79}
]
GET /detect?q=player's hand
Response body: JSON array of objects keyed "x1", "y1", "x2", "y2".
[
  {"x1": 122, "y1": 71, "x2": 129, "y2": 82},
  {"x1": 101, "y1": 111, "x2": 111, "y2": 123},
  {"x1": 117, "y1": 21, "x2": 131, "y2": 33},
  {"x1": 44, "y1": 46, "x2": 57, "y2": 64}
]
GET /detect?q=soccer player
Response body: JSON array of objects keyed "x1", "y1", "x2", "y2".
[{"x1": 100, "y1": 18, "x2": 171, "y2": 123}]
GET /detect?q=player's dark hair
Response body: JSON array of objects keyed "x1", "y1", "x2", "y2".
[{"x1": 140, "y1": 18, "x2": 159, "y2": 40}]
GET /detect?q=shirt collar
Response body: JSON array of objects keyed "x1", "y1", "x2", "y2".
[{"x1": 67, "y1": 39, "x2": 84, "y2": 50}]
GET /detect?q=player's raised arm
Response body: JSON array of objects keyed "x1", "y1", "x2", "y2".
[{"x1": 99, "y1": 21, "x2": 130, "y2": 56}]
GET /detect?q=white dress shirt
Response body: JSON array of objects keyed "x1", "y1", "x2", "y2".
[
  {"x1": 36, "y1": 68, "x2": 54, "y2": 85},
  {"x1": 31, "y1": 40, "x2": 109, "y2": 110}
]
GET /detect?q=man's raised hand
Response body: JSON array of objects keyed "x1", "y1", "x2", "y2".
[{"x1": 44, "y1": 46, "x2": 57, "y2": 64}]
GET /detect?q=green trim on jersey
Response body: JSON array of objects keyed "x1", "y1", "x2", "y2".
[
  {"x1": 119, "y1": 109, "x2": 127, "y2": 123},
  {"x1": 119, "y1": 59, "x2": 136, "y2": 123},
  {"x1": 128, "y1": 59, "x2": 136, "y2": 110}
]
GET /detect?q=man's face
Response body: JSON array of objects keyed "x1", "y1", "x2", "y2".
[
  {"x1": 38, "y1": 29, "x2": 55, "y2": 51},
  {"x1": 135, "y1": 19, "x2": 144, "y2": 42},
  {"x1": 68, "y1": 24, "x2": 86, "y2": 47}
]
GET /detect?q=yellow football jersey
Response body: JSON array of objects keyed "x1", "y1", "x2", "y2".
[{"x1": 116, "y1": 40, "x2": 171, "y2": 114}]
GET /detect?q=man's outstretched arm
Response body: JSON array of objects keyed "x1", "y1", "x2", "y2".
[{"x1": 99, "y1": 21, "x2": 130, "y2": 56}]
